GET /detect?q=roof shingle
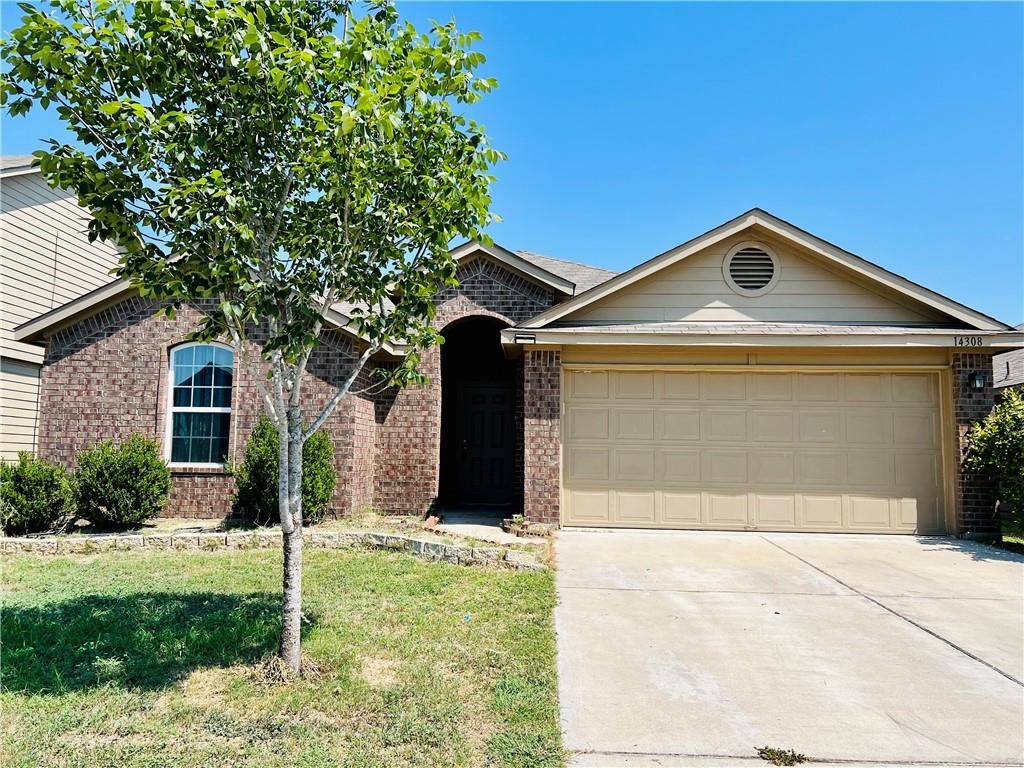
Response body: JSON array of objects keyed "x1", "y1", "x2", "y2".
[{"x1": 514, "y1": 250, "x2": 617, "y2": 294}]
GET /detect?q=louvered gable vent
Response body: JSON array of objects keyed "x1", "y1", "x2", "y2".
[{"x1": 727, "y1": 247, "x2": 775, "y2": 291}]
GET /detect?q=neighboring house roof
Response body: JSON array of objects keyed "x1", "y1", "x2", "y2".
[
  {"x1": 994, "y1": 323, "x2": 1024, "y2": 389},
  {"x1": 0, "y1": 155, "x2": 40, "y2": 178},
  {"x1": 518, "y1": 208, "x2": 1014, "y2": 332}
]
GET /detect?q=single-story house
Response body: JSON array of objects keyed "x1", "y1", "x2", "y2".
[
  {"x1": 0, "y1": 155, "x2": 121, "y2": 461},
  {"x1": 993, "y1": 323, "x2": 1024, "y2": 391},
  {"x1": 15, "y1": 209, "x2": 1024, "y2": 538}
]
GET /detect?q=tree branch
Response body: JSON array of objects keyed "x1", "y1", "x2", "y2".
[{"x1": 300, "y1": 343, "x2": 377, "y2": 442}]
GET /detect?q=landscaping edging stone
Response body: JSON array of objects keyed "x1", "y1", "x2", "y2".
[{"x1": 0, "y1": 530, "x2": 547, "y2": 571}]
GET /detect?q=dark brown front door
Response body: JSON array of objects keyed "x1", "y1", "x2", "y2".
[{"x1": 454, "y1": 382, "x2": 514, "y2": 505}]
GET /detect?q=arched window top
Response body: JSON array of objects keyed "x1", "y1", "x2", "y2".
[{"x1": 167, "y1": 343, "x2": 234, "y2": 466}]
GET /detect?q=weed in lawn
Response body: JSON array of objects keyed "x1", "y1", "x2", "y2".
[{"x1": 757, "y1": 745, "x2": 809, "y2": 765}]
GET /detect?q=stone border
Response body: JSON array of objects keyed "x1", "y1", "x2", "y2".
[{"x1": 0, "y1": 530, "x2": 547, "y2": 571}]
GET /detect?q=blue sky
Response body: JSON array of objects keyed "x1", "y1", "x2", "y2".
[{"x1": 4, "y1": 2, "x2": 1022, "y2": 323}]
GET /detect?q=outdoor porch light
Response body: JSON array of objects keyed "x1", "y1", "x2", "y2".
[{"x1": 967, "y1": 371, "x2": 986, "y2": 390}]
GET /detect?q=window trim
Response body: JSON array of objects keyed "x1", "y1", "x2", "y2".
[
  {"x1": 164, "y1": 341, "x2": 234, "y2": 469},
  {"x1": 722, "y1": 241, "x2": 781, "y2": 297}
]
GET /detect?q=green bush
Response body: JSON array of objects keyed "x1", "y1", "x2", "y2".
[
  {"x1": 0, "y1": 453, "x2": 76, "y2": 535},
  {"x1": 75, "y1": 435, "x2": 172, "y2": 527},
  {"x1": 965, "y1": 388, "x2": 1024, "y2": 533},
  {"x1": 231, "y1": 415, "x2": 336, "y2": 525}
]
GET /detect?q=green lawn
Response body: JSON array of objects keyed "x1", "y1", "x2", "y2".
[{"x1": 1, "y1": 549, "x2": 563, "y2": 768}]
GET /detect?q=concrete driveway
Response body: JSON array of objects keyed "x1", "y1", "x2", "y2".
[{"x1": 555, "y1": 530, "x2": 1024, "y2": 767}]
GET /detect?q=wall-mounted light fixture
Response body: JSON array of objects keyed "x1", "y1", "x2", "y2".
[
  {"x1": 514, "y1": 333, "x2": 536, "y2": 344},
  {"x1": 967, "y1": 371, "x2": 986, "y2": 390}
]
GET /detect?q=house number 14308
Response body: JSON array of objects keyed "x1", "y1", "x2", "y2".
[{"x1": 954, "y1": 336, "x2": 984, "y2": 347}]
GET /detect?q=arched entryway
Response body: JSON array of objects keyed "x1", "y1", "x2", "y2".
[{"x1": 438, "y1": 316, "x2": 519, "y2": 509}]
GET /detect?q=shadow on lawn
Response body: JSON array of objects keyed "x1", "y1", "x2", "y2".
[{"x1": 2, "y1": 591, "x2": 302, "y2": 694}]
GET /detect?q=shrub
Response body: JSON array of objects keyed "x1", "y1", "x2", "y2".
[
  {"x1": 965, "y1": 388, "x2": 1024, "y2": 533},
  {"x1": 75, "y1": 435, "x2": 171, "y2": 527},
  {"x1": 231, "y1": 415, "x2": 336, "y2": 525},
  {"x1": 0, "y1": 453, "x2": 76, "y2": 535}
]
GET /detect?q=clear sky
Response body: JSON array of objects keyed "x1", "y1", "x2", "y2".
[{"x1": 4, "y1": 2, "x2": 1022, "y2": 324}]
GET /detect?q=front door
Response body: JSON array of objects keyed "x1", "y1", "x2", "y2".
[{"x1": 454, "y1": 382, "x2": 515, "y2": 505}]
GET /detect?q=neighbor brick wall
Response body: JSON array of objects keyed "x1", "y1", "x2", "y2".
[
  {"x1": 523, "y1": 349, "x2": 561, "y2": 524},
  {"x1": 372, "y1": 256, "x2": 556, "y2": 516},
  {"x1": 38, "y1": 297, "x2": 369, "y2": 519},
  {"x1": 951, "y1": 352, "x2": 998, "y2": 539}
]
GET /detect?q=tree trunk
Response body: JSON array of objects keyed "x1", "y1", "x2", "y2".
[
  {"x1": 280, "y1": 520, "x2": 303, "y2": 673},
  {"x1": 279, "y1": 406, "x2": 305, "y2": 675}
]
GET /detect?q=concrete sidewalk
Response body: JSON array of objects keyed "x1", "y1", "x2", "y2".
[{"x1": 555, "y1": 530, "x2": 1024, "y2": 767}]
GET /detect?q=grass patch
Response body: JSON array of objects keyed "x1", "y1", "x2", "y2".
[{"x1": 1, "y1": 548, "x2": 563, "y2": 767}]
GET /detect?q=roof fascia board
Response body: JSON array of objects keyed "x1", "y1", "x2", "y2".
[
  {"x1": 520, "y1": 209, "x2": 1009, "y2": 331},
  {"x1": 14, "y1": 279, "x2": 134, "y2": 341},
  {"x1": 0, "y1": 166, "x2": 42, "y2": 179},
  {"x1": 17, "y1": 279, "x2": 371, "y2": 348},
  {"x1": 450, "y1": 241, "x2": 575, "y2": 295},
  {"x1": 321, "y1": 307, "x2": 401, "y2": 356},
  {"x1": 750, "y1": 213, "x2": 1008, "y2": 331},
  {"x1": 501, "y1": 327, "x2": 1024, "y2": 350}
]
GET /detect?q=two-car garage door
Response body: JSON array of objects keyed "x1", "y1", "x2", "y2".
[{"x1": 562, "y1": 369, "x2": 947, "y2": 534}]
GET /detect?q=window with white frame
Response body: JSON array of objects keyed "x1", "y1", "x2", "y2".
[{"x1": 167, "y1": 343, "x2": 233, "y2": 465}]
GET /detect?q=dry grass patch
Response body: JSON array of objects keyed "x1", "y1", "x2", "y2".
[{"x1": 360, "y1": 656, "x2": 401, "y2": 688}]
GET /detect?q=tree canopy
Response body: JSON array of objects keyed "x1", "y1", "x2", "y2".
[
  {"x1": 3, "y1": 0, "x2": 502, "y2": 377},
  {"x1": 3, "y1": 0, "x2": 502, "y2": 674}
]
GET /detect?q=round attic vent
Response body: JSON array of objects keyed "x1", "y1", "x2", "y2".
[{"x1": 724, "y1": 244, "x2": 779, "y2": 296}]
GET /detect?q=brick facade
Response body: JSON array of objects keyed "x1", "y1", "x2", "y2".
[
  {"x1": 38, "y1": 298, "x2": 374, "y2": 518},
  {"x1": 371, "y1": 256, "x2": 556, "y2": 516},
  {"x1": 33, "y1": 256, "x2": 1002, "y2": 536},
  {"x1": 522, "y1": 349, "x2": 562, "y2": 524},
  {"x1": 35, "y1": 254, "x2": 559, "y2": 521},
  {"x1": 951, "y1": 352, "x2": 998, "y2": 539}
]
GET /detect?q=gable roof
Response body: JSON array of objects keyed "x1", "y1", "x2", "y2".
[
  {"x1": 14, "y1": 239, "x2": 616, "y2": 345},
  {"x1": 449, "y1": 241, "x2": 576, "y2": 295},
  {"x1": 519, "y1": 208, "x2": 1013, "y2": 332},
  {"x1": 12, "y1": 277, "x2": 402, "y2": 353}
]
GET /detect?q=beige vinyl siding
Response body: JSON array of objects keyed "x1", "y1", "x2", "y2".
[
  {"x1": 1, "y1": 172, "x2": 120, "y2": 364},
  {"x1": 567, "y1": 232, "x2": 951, "y2": 326},
  {"x1": 0, "y1": 358, "x2": 41, "y2": 460}
]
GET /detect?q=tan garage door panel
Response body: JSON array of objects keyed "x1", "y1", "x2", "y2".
[{"x1": 563, "y1": 370, "x2": 946, "y2": 534}]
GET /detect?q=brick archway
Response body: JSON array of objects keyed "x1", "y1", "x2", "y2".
[
  {"x1": 371, "y1": 255, "x2": 555, "y2": 517},
  {"x1": 438, "y1": 315, "x2": 518, "y2": 510}
]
